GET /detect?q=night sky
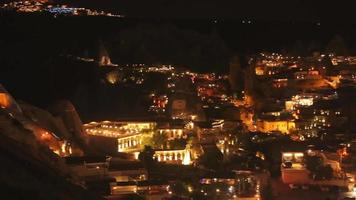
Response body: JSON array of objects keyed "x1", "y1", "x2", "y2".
[{"x1": 63, "y1": 0, "x2": 356, "y2": 22}]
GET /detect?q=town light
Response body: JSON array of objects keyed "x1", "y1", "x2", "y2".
[{"x1": 188, "y1": 186, "x2": 193, "y2": 193}]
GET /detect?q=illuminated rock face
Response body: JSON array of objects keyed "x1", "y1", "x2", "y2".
[
  {"x1": 0, "y1": 93, "x2": 10, "y2": 108},
  {"x1": 17, "y1": 100, "x2": 85, "y2": 156},
  {"x1": 0, "y1": 84, "x2": 22, "y2": 114},
  {"x1": 48, "y1": 100, "x2": 87, "y2": 142},
  {"x1": 99, "y1": 56, "x2": 112, "y2": 66}
]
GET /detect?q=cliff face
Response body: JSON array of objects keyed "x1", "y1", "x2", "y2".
[
  {"x1": 19, "y1": 100, "x2": 91, "y2": 156},
  {"x1": 20, "y1": 101, "x2": 72, "y2": 139},
  {"x1": 0, "y1": 113, "x2": 103, "y2": 200},
  {"x1": 0, "y1": 83, "x2": 104, "y2": 199},
  {"x1": 47, "y1": 100, "x2": 89, "y2": 147}
]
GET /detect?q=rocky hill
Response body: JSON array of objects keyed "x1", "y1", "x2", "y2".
[{"x1": 0, "y1": 111, "x2": 103, "y2": 200}]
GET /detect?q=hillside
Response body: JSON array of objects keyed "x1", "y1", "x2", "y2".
[{"x1": 0, "y1": 111, "x2": 104, "y2": 200}]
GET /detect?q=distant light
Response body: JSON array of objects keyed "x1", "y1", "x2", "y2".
[{"x1": 229, "y1": 186, "x2": 234, "y2": 193}]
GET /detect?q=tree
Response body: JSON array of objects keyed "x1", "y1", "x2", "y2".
[
  {"x1": 140, "y1": 134, "x2": 154, "y2": 149},
  {"x1": 325, "y1": 35, "x2": 348, "y2": 56},
  {"x1": 260, "y1": 181, "x2": 274, "y2": 200},
  {"x1": 198, "y1": 146, "x2": 224, "y2": 170},
  {"x1": 171, "y1": 181, "x2": 189, "y2": 197},
  {"x1": 305, "y1": 156, "x2": 333, "y2": 180},
  {"x1": 140, "y1": 130, "x2": 168, "y2": 149},
  {"x1": 168, "y1": 138, "x2": 187, "y2": 149},
  {"x1": 305, "y1": 155, "x2": 323, "y2": 173},
  {"x1": 151, "y1": 132, "x2": 168, "y2": 149},
  {"x1": 138, "y1": 145, "x2": 155, "y2": 180},
  {"x1": 315, "y1": 165, "x2": 333, "y2": 180},
  {"x1": 321, "y1": 55, "x2": 333, "y2": 67},
  {"x1": 229, "y1": 55, "x2": 244, "y2": 95}
]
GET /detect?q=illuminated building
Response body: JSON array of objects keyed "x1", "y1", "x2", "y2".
[
  {"x1": 85, "y1": 120, "x2": 191, "y2": 161},
  {"x1": 171, "y1": 98, "x2": 187, "y2": 118},
  {"x1": 110, "y1": 180, "x2": 169, "y2": 195},
  {"x1": 281, "y1": 151, "x2": 350, "y2": 189},
  {"x1": 285, "y1": 94, "x2": 316, "y2": 111},
  {"x1": 108, "y1": 161, "x2": 148, "y2": 182},
  {"x1": 84, "y1": 120, "x2": 156, "y2": 152},
  {"x1": 118, "y1": 134, "x2": 146, "y2": 152},
  {"x1": 294, "y1": 70, "x2": 321, "y2": 80},
  {"x1": 65, "y1": 156, "x2": 110, "y2": 179},
  {"x1": 257, "y1": 119, "x2": 295, "y2": 134},
  {"x1": 154, "y1": 148, "x2": 192, "y2": 165},
  {"x1": 200, "y1": 171, "x2": 259, "y2": 199},
  {"x1": 157, "y1": 128, "x2": 183, "y2": 140},
  {"x1": 255, "y1": 66, "x2": 265, "y2": 75},
  {"x1": 281, "y1": 152, "x2": 309, "y2": 185},
  {"x1": 272, "y1": 78, "x2": 288, "y2": 88}
]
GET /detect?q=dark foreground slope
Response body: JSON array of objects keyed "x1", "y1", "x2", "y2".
[{"x1": 0, "y1": 113, "x2": 103, "y2": 200}]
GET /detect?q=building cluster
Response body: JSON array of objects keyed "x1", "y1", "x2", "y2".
[
  {"x1": 83, "y1": 61, "x2": 248, "y2": 165},
  {"x1": 247, "y1": 53, "x2": 356, "y2": 141},
  {"x1": 84, "y1": 120, "x2": 194, "y2": 165},
  {"x1": 1, "y1": 0, "x2": 123, "y2": 17},
  {"x1": 75, "y1": 51, "x2": 356, "y2": 198},
  {"x1": 281, "y1": 150, "x2": 354, "y2": 190}
]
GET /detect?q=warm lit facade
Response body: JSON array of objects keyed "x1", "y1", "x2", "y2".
[
  {"x1": 65, "y1": 156, "x2": 110, "y2": 180},
  {"x1": 84, "y1": 121, "x2": 156, "y2": 152},
  {"x1": 272, "y1": 78, "x2": 288, "y2": 88},
  {"x1": 117, "y1": 133, "x2": 148, "y2": 152},
  {"x1": 154, "y1": 148, "x2": 192, "y2": 165},
  {"x1": 281, "y1": 152, "x2": 309, "y2": 184},
  {"x1": 281, "y1": 151, "x2": 350, "y2": 189},
  {"x1": 257, "y1": 120, "x2": 295, "y2": 134},
  {"x1": 157, "y1": 128, "x2": 184, "y2": 140}
]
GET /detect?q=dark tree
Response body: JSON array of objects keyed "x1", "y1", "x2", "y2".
[
  {"x1": 260, "y1": 181, "x2": 274, "y2": 200},
  {"x1": 305, "y1": 155, "x2": 323, "y2": 173},
  {"x1": 325, "y1": 35, "x2": 348, "y2": 56},
  {"x1": 315, "y1": 165, "x2": 333, "y2": 180},
  {"x1": 305, "y1": 156, "x2": 333, "y2": 180},
  {"x1": 229, "y1": 55, "x2": 244, "y2": 95},
  {"x1": 198, "y1": 146, "x2": 224, "y2": 170},
  {"x1": 150, "y1": 132, "x2": 168, "y2": 149},
  {"x1": 168, "y1": 138, "x2": 187, "y2": 150},
  {"x1": 138, "y1": 145, "x2": 155, "y2": 180}
]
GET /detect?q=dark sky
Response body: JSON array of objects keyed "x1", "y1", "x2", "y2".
[{"x1": 64, "y1": 0, "x2": 356, "y2": 22}]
